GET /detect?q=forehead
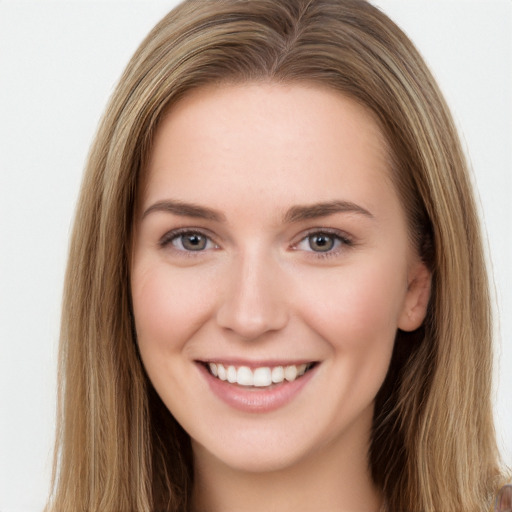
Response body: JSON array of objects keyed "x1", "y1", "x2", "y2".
[{"x1": 142, "y1": 82, "x2": 397, "y2": 221}]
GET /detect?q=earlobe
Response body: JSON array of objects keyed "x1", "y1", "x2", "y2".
[{"x1": 398, "y1": 261, "x2": 432, "y2": 332}]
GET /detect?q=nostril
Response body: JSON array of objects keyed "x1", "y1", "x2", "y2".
[{"x1": 216, "y1": 308, "x2": 289, "y2": 341}]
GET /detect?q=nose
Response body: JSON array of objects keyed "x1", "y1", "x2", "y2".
[{"x1": 215, "y1": 250, "x2": 289, "y2": 340}]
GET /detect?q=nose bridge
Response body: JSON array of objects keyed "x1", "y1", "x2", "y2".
[{"x1": 216, "y1": 244, "x2": 288, "y2": 340}]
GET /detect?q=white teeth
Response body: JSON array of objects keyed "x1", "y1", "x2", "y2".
[
  {"x1": 237, "y1": 366, "x2": 253, "y2": 386},
  {"x1": 227, "y1": 365, "x2": 237, "y2": 383},
  {"x1": 253, "y1": 367, "x2": 272, "y2": 387},
  {"x1": 207, "y1": 362, "x2": 312, "y2": 387},
  {"x1": 271, "y1": 366, "x2": 284, "y2": 383},
  {"x1": 217, "y1": 364, "x2": 227, "y2": 381},
  {"x1": 284, "y1": 365, "x2": 298, "y2": 382}
]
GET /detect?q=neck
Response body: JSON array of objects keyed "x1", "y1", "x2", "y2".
[{"x1": 191, "y1": 418, "x2": 382, "y2": 512}]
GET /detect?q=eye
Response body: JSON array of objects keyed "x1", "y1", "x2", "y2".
[
  {"x1": 294, "y1": 230, "x2": 351, "y2": 254},
  {"x1": 306, "y1": 233, "x2": 338, "y2": 252},
  {"x1": 160, "y1": 230, "x2": 217, "y2": 252}
]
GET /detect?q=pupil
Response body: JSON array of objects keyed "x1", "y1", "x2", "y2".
[
  {"x1": 310, "y1": 234, "x2": 333, "y2": 252},
  {"x1": 183, "y1": 234, "x2": 206, "y2": 250}
]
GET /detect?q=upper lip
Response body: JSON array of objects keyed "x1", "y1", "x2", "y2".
[{"x1": 196, "y1": 359, "x2": 318, "y2": 368}]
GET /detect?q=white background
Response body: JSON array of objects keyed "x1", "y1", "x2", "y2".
[{"x1": 0, "y1": 1, "x2": 510, "y2": 510}]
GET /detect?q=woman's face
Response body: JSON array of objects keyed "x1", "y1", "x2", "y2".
[{"x1": 131, "y1": 83, "x2": 430, "y2": 474}]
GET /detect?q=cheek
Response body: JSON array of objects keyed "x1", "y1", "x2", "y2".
[
  {"x1": 297, "y1": 254, "x2": 407, "y2": 364},
  {"x1": 131, "y1": 263, "x2": 215, "y2": 361},
  {"x1": 130, "y1": 261, "x2": 222, "y2": 420},
  {"x1": 313, "y1": 261, "x2": 403, "y2": 316}
]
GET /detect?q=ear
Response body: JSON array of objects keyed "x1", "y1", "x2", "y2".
[{"x1": 398, "y1": 260, "x2": 432, "y2": 332}]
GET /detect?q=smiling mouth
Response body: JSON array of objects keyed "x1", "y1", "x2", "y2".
[{"x1": 202, "y1": 362, "x2": 317, "y2": 388}]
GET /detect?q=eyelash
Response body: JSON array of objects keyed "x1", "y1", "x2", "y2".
[
  {"x1": 159, "y1": 228, "x2": 219, "y2": 256},
  {"x1": 293, "y1": 228, "x2": 354, "y2": 259},
  {"x1": 159, "y1": 227, "x2": 354, "y2": 259}
]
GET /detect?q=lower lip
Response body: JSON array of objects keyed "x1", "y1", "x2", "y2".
[{"x1": 197, "y1": 363, "x2": 317, "y2": 413}]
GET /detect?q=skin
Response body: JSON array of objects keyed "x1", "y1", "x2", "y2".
[{"x1": 131, "y1": 82, "x2": 431, "y2": 512}]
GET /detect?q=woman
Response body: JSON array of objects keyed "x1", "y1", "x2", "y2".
[{"x1": 46, "y1": 0, "x2": 509, "y2": 510}]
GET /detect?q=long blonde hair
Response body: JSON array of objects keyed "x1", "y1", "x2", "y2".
[{"x1": 47, "y1": 1, "x2": 506, "y2": 510}]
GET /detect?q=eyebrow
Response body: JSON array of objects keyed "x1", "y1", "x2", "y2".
[
  {"x1": 142, "y1": 200, "x2": 226, "y2": 222},
  {"x1": 283, "y1": 200, "x2": 374, "y2": 223},
  {"x1": 142, "y1": 199, "x2": 373, "y2": 223}
]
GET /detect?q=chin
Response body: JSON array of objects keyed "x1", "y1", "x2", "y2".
[{"x1": 192, "y1": 434, "x2": 317, "y2": 474}]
